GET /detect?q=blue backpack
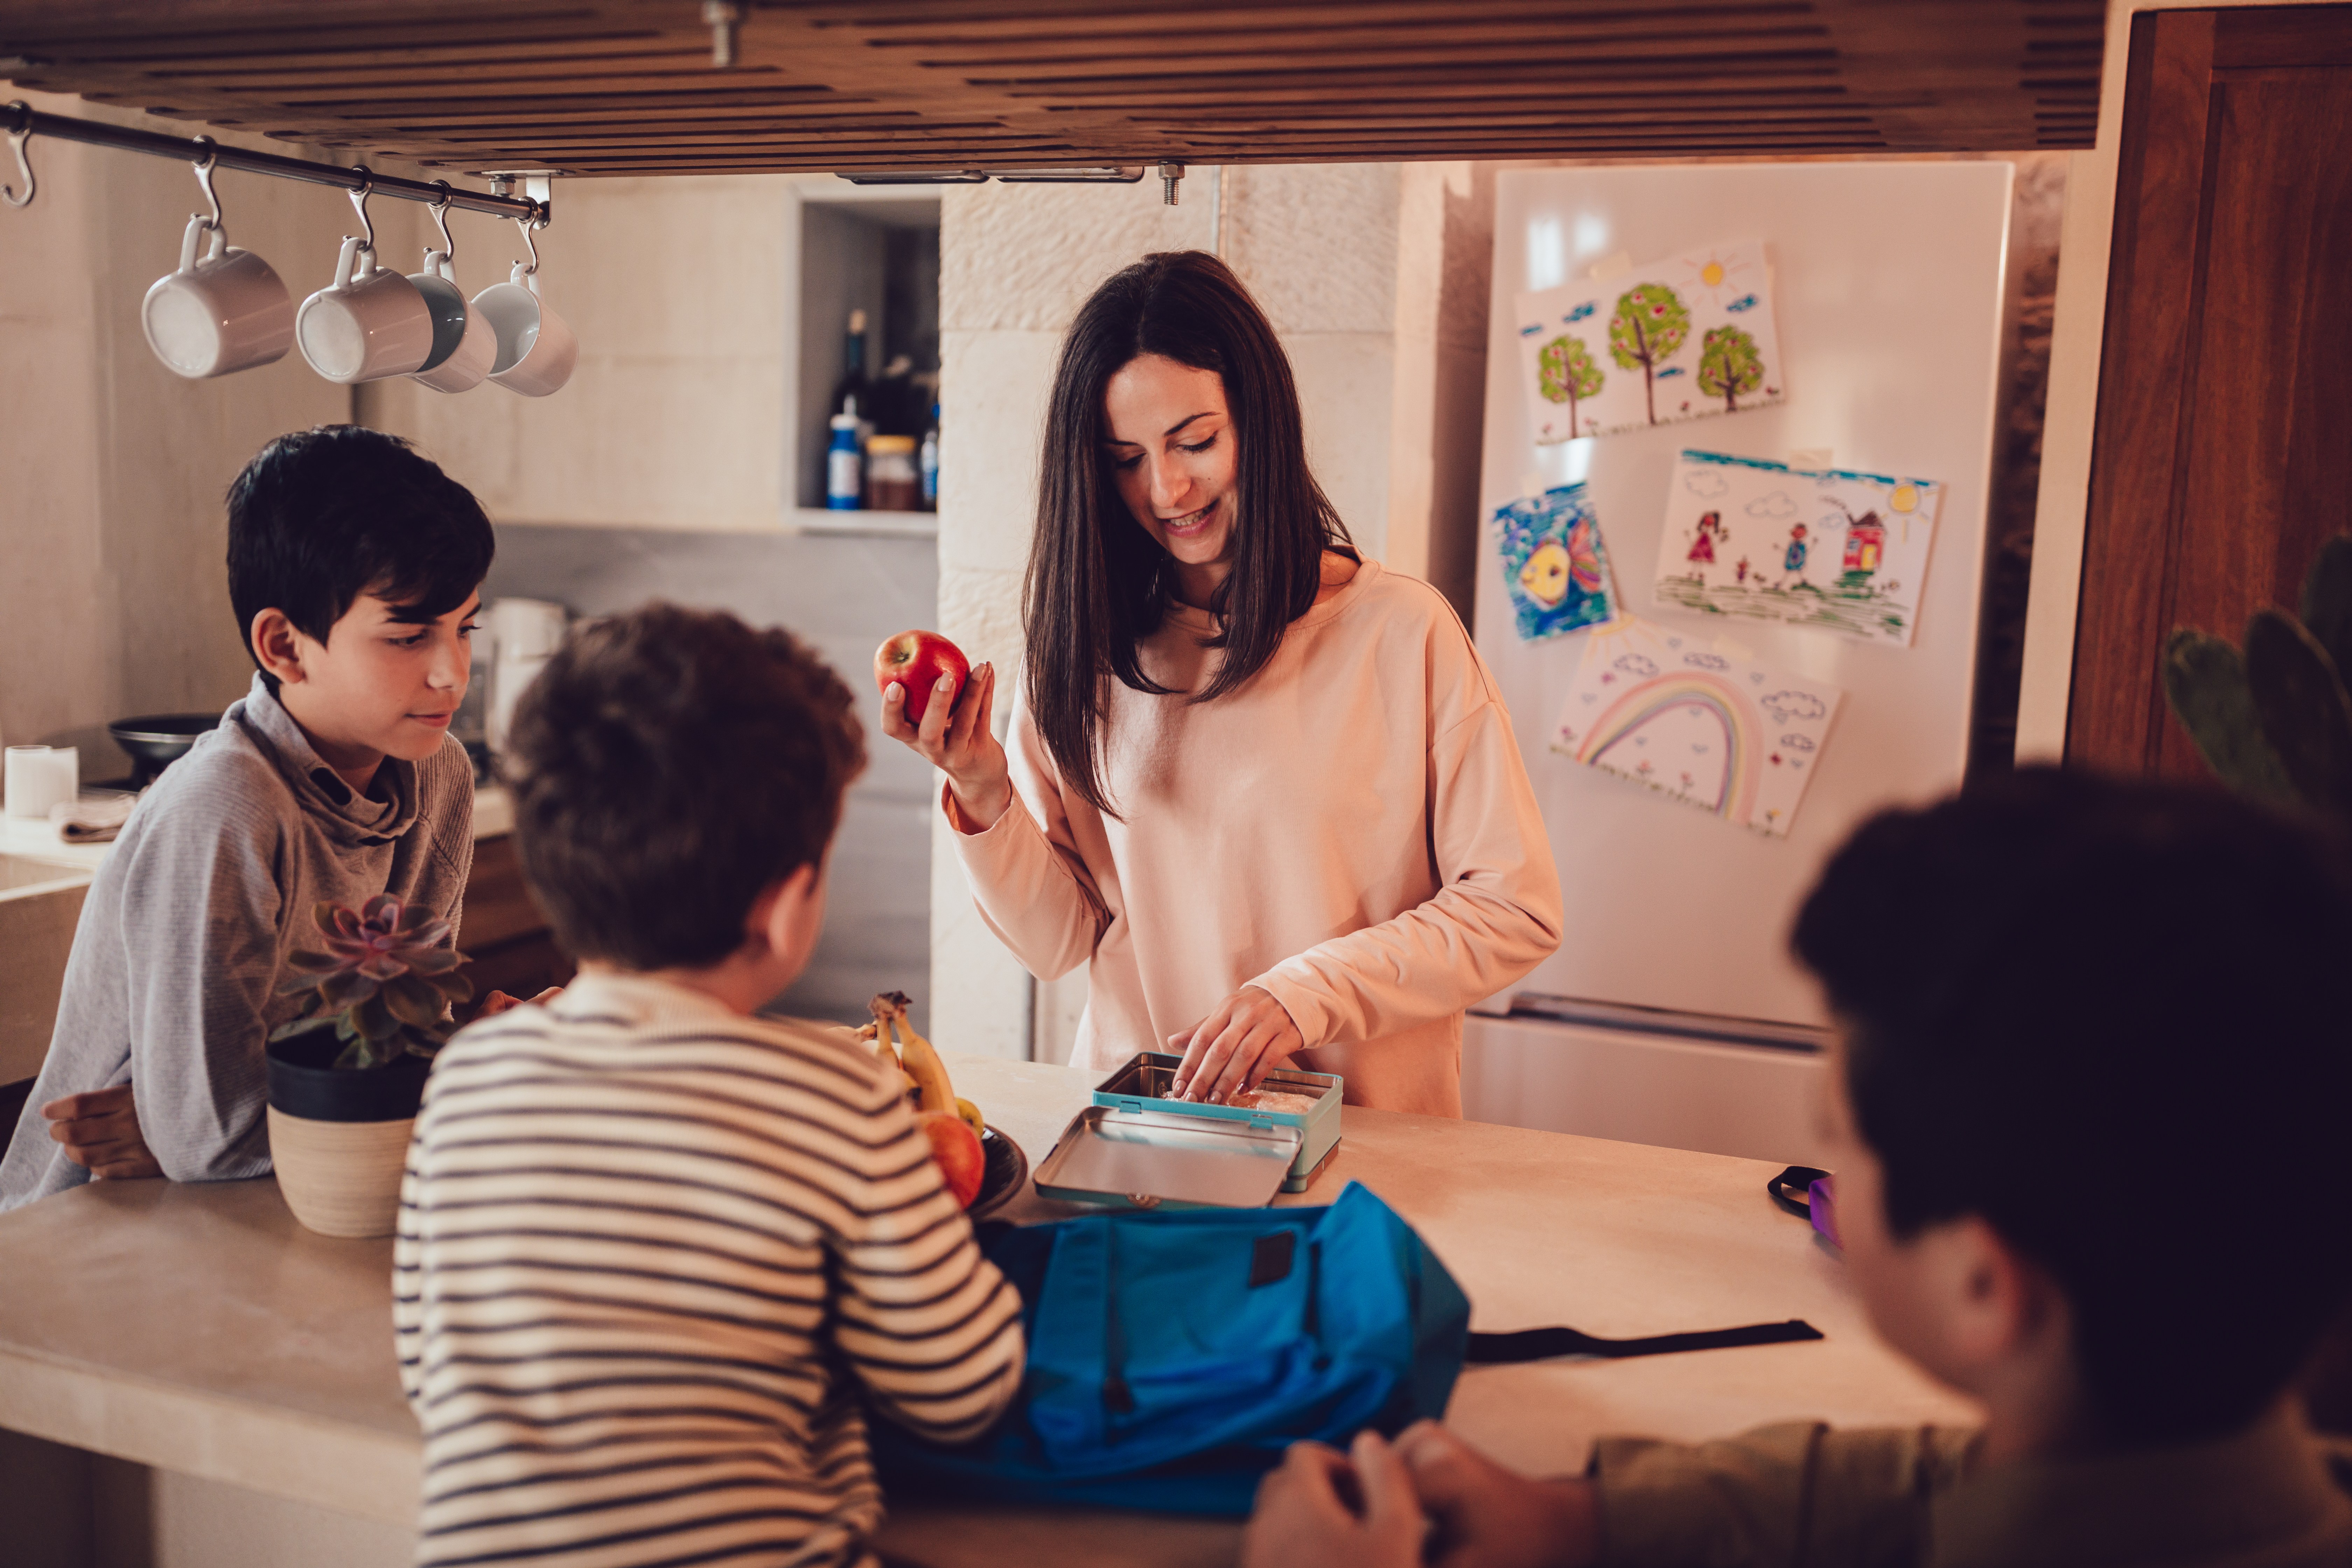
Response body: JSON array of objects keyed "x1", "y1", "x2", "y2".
[{"x1": 870, "y1": 1181, "x2": 1471, "y2": 1516}]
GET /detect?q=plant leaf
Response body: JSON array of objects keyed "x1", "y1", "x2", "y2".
[
  {"x1": 2162, "y1": 629, "x2": 2296, "y2": 802},
  {"x1": 268, "y1": 1014, "x2": 338, "y2": 1044},
  {"x1": 282, "y1": 947, "x2": 342, "y2": 975},
  {"x1": 384, "y1": 974, "x2": 443, "y2": 1027},
  {"x1": 405, "y1": 946, "x2": 462, "y2": 975},
  {"x1": 356, "y1": 953, "x2": 408, "y2": 982},
  {"x1": 2299, "y1": 534, "x2": 2352, "y2": 687},
  {"x1": 319, "y1": 970, "x2": 378, "y2": 1009},
  {"x1": 400, "y1": 919, "x2": 453, "y2": 952},
  {"x1": 362, "y1": 892, "x2": 401, "y2": 927},
  {"x1": 429, "y1": 969, "x2": 476, "y2": 1005},
  {"x1": 353, "y1": 994, "x2": 400, "y2": 1042},
  {"x1": 313, "y1": 901, "x2": 343, "y2": 938},
  {"x1": 274, "y1": 971, "x2": 328, "y2": 997},
  {"x1": 2244, "y1": 607, "x2": 2352, "y2": 819},
  {"x1": 394, "y1": 902, "x2": 438, "y2": 936},
  {"x1": 332, "y1": 1034, "x2": 394, "y2": 1070}
]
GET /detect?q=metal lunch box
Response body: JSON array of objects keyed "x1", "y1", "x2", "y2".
[{"x1": 1030, "y1": 1051, "x2": 1344, "y2": 1209}]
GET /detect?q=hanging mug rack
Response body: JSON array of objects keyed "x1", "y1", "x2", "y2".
[{"x1": 2, "y1": 100, "x2": 574, "y2": 396}]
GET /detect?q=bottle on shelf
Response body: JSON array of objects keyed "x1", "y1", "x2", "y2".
[
  {"x1": 869, "y1": 352, "x2": 924, "y2": 437},
  {"x1": 826, "y1": 400, "x2": 863, "y2": 511},
  {"x1": 830, "y1": 308, "x2": 869, "y2": 432},
  {"x1": 919, "y1": 404, "x2": 941, "y2": 511}
]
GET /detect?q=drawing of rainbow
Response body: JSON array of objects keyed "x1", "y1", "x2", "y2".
[{"x1": 1574, "y1": 673, "x2": 1763, "y2": 821}]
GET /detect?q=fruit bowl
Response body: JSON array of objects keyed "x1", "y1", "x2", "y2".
[{"x1": 969, "y1": 1126, "x2": 1028, "y2": 1220}]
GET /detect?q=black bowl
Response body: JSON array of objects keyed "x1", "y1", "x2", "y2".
[
  {"x1": 109, "y1": 713, "x2": 219, "y2": 787},
  {"x1": 969, "y1": 1126, "x2": 1029, "y2": 1219}
]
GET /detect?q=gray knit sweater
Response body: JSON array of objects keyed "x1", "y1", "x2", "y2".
[{"x1": 0, "y1": 675, "x2": 474, "y2": 1210}]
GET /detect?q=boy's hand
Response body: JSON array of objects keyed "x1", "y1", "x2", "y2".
[
  {"x1": 1394, "y1": 1421, "x2": 1600, "y2": 1568},
  {"x1": 41, "y1": 1087, "x2": 163, "y2": 1181},
  {"x1": 1241, "y1": 1431, "x2": 1427, "y2": 1568},
  {"x1": 479, "y1": 986, "x2": 563, "y2": 1018}
]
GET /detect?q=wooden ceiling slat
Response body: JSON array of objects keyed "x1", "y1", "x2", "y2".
[
  {"x1": 0, "y1": 0, "x2": 2105, "y2": 174},
  {"x1": 879, "y1": 21, "x2": 1834, "y2": 65}
]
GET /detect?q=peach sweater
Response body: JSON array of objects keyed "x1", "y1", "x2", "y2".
[{"x1": 947, "y1": 560, "x2": 1562, "y2": 1115}]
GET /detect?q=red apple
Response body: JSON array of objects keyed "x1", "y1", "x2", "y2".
[
  {"x1": 917, "y1": 1110, "x2": 986, "y2": 1209},
  {"x1": 875, "y1": 630, "x2": 971, "y2": 726}
]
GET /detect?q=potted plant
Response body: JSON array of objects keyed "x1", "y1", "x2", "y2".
[
  {"x1": 2162, "y1": 533, "x2": 2352, "y2": 826},
  {"x1": 265, "y1": 894, "x2": 470, "y2": 1238}
]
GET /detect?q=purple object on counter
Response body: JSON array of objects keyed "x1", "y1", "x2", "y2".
[{"x1": 1808, "y1": 1174, "x2": 1841, "y2": 1248}]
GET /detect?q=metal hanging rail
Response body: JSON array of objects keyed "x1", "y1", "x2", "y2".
[{"x1": 1, "y1": 102, "x2": 548, "y2": 224}]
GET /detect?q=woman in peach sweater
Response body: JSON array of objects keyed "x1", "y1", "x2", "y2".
[{"x1": 883, "y1": 252, "x2": 1560, "y2": 1116}]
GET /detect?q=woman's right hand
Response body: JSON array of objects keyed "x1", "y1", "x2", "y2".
[{"x1": 881, "y1": 659, "x2": 1013, "y2": 832}]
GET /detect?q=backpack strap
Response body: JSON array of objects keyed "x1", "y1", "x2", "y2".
[
  {"x1": 1768, "y1": 1165, "x2": 1832, "y2": 1220},
  {"x1": 1464, "y1": 1318, "x2": 1822, "y2": 1364}
]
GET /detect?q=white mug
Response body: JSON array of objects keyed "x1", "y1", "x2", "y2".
[
  {"x1": 408, "y1": 251, "x2": 495, "y2": 393},
  {"x1": 472, "y1": 265, "x2": 577, "y2": 397},
  {"x1": 141, "y1": 215, "x2": 294, "y2": 379},
  {"x1": 5, "y1": 745, "x2": 77, "y2": 821},
  {"x1": 296, "y1": 236, "x2": 434, "y2": 384}
]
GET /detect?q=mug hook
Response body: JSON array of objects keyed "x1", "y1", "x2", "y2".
[
  {"x1": 347, "y1": 165, "x2": 375, "y2": 251},
  {"x1": 191, "y1": 135, "x2": 223, "y2": 230},
  {"x1": 3, "y1": 100, "x2": 34, "y2": 209},
  {"x1": 513, "y1": 208, "x2": 541, "y2": 276},
  {"x1": 426, "y1": 180, "x2": 456, "y2": 260}
]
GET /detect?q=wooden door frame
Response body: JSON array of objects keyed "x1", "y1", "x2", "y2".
[{"x1": 2013, "y1": 0, "x2": 2345, "y2": 765}]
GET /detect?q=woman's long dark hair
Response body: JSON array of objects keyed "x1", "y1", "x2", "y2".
[{"x1": 1025, "y1": 250, "x2": 1355, "y2": 816}]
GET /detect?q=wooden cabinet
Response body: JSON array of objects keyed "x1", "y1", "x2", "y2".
[
  {"x1": 458, "y1": 835, "x2": 574, "y2": 1014},
  {"x1": 2067, "y1": 6, "x2": 2352, "y2": 775}
]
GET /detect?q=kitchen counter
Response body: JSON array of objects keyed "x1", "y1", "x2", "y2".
[
  {"x1": 0, "y1": 1052, "x2": 1975, "y2": 1564},
  {"x1": 0, "y1": 784, "x2": 514, "y2": 867}
]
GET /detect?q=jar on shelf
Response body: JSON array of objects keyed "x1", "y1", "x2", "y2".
[{"x1": 866, "y1": 435, "x2": 920, "y2": 513}]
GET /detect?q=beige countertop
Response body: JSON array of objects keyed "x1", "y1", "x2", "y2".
[
  {"x1": 0, "y1": 784, "x2": 513, "y2": 872},
  {"x1": 0, "y1": 1052, "x2": 1975, "y2": 1564}
]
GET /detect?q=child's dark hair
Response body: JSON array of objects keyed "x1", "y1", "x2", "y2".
[
  {"x1": 504, "y1": 603, "x2": 866, "y2": 970},
  {"x1": 1793, "y1": 768, "x2": 2352, "y2": 1444},
  {"x1": 226, "y1": 426, "x2": 495, "y2": 692}
]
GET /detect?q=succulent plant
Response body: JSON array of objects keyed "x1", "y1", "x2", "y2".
[
  {"x1": 269, "y1": 894, "x2": 472, "y2": 1070},
  {"x1": 2163, "y1": 533, "x2": 2352, "y2": 824}
]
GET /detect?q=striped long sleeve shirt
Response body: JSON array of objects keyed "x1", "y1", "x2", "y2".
[{"x1": 394, "y1": 971, "x2": 1024, "y2": 1568}]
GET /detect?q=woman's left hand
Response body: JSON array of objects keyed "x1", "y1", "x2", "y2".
[{"x1": 1169, "y1": 986, "x2": 1304, "y2": 1104}]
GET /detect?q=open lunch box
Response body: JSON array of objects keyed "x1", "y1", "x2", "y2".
[{"x1": 1031, "y1": 1051, "x2": 1344, "y2": 1210}]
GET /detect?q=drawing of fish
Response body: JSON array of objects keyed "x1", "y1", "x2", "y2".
[
  {"x1": 1519, "y1": 323, "x2": 1544, "y2": 336},
  {"x1": 1725, "y1": 293, "x2": 1759, "y2": 313},
  {"x1": 1565, "y1": 301, "x2": 1597, "y2": 322},
  {"x1": 1657, "y1": 366, "x2": 1686, "y2": 379}
]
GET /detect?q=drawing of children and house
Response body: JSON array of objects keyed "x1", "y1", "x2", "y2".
[{"x1": 1652, "y1": 450, "x2": 1944, "y2": 648}]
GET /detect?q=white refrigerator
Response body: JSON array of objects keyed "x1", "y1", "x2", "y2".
[{"x1": 1463, "y1": 161, "x2": 2015, "y2": 1165}]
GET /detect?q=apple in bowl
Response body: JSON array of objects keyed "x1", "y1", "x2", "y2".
[
  {"x1": 917, "y1": 1110, "x2": 986, "y2": 1209},
  {"x1": 875, "y1": 630, "x2": 971, "y2": 726}
]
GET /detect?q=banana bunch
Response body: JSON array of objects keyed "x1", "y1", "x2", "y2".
[{"x1": 860, "y1": 990, "x2": 985, "y2": 1138}]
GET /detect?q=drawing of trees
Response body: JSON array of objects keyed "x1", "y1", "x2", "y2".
[
  {"x1": 1608, "y1": 282, "x2": 1691, "y2": 425},
  {"x1": 1537, "y1": 335, "x2": 1603, "y2": 435},
  {"x1": 1696, "y1": 325, "x2": 1765, "y2": 412}
]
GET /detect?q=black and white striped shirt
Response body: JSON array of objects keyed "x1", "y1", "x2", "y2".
[{"x1": 394, "y1": 972, "x2": 1024, "y2": 1568}]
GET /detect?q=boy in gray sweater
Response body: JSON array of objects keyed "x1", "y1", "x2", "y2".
[{"x1": 0, "y1": 427, "x2": 495, "y2": 1209}]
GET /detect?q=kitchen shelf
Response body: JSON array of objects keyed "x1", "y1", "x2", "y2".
[{"x1": 788, "y1": 507, "x2": 937, "y2": 540}]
